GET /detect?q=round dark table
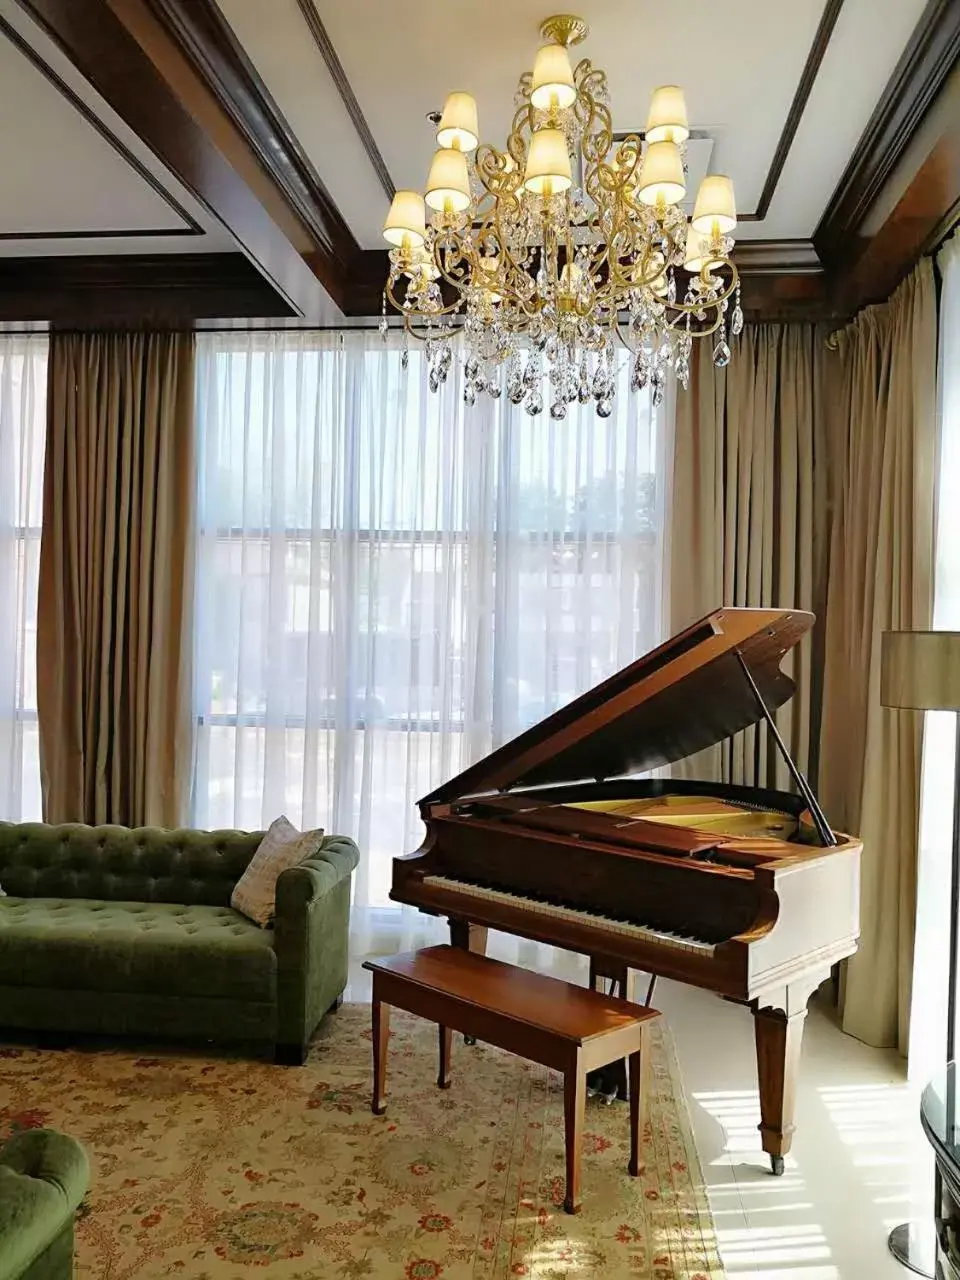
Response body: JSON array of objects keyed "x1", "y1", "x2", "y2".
[{"x1": 921, "y1": 1065, "x2": 960, "y2": 1280}]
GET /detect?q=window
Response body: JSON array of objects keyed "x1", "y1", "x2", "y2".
[
  {"x1": 192, "y1": 331, "x2": 667, "y2": 918},
  {"x1": 910, "y1": 232, "x2": 960, "y2": 1084},
  {"x1": 0, "y1": 336, "x2": 47, "y2": 820}
]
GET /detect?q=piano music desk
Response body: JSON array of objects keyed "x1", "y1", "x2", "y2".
[{"x1": 362, "y1": 945, "x2": 661, "y2": 1214}]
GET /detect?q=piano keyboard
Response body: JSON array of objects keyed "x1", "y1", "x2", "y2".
[{"x1": 422, "y1": 874, "x2": 717, "y2": 957}]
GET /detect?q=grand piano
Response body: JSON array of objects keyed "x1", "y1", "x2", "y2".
[{"x1": 391, "y1": 607, "x2": 862, "y2": 1174}]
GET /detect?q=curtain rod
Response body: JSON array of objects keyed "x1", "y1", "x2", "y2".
[{"x1": 826, "y1": 209, "x2": 960, "y2": 348}]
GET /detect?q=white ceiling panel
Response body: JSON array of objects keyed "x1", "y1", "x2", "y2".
[
  {"x1": 0, "y1": 0, "x2": 234, "y2": 253},
  {"x1": 741, "y1": 0, "x2": 928, "y2": 239},
  {"x1": 220, "y1": 0, "x2": 932, "y2": 248}
]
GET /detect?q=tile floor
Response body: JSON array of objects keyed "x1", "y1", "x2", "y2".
[{"x1": 345, "y1": 957, "x2": 934, "y2": 1280}]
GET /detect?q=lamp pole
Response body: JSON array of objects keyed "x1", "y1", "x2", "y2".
[{"x1": 882, "y1": 633, "x2": 960, "y2": 1277}]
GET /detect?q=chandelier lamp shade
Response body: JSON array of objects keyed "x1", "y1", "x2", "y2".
[{"x1": 380, "y1": 12, "x2": 743, "y2": 417}]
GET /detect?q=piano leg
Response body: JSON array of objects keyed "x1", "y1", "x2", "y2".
[
  {"x1": 589, "y1": 959, "x2": 640, "y2": 1102},
  {"x1": 449, "y1": 919, "x2": 488, "y2": 1044},
  {"x1": 449, "y1": 919, "x2": 488, "y2": 955},
  {"x1": 752, "y1": 976, "x2": 821, "y2": 1176}
]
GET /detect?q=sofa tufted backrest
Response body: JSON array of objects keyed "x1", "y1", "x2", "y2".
[{"x1": 0, "y1": 823, "x2": 264, "y2": 905}]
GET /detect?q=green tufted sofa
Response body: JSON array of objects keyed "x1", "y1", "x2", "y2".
[
  {"x1": 0, "y1": 1129, "x2": 89, "y2": 1280},
  {"x1": 0, "y1": 822, "x2": 359, "y2": 1063}
]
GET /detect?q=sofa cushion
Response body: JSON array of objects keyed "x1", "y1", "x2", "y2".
[
  {"x1": 230, "y1": 816, "x2": 323, "y2": 927},
  {"x1": 0, "y1": 899, "x2": 276, "y2": 1002}
]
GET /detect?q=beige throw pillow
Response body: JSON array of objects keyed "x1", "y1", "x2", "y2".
[{"x1": 230, "y1": 815, "x2": 324, "y2": 927}]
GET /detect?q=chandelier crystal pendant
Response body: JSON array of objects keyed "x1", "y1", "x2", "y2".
[{"x1": 380, "y1": 13, "x2": 743, "y2": 418}]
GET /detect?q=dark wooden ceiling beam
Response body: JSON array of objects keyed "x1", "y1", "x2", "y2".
[
  {"x1": 15, "y1": 0, "x2": 336, "y2": 317},
  {"x1": 0, "y1": 253, "x2": 290, "y2": 326},
  {"x1": 815, "y1": 0, "x2": 960, "y2": 267},
  {"x1": 144, "y1": 0, "x2": 361, "y2": 266}
]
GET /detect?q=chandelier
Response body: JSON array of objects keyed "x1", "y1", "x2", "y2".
[{"x1": 380, "y1": 13, "x2": 742, "y2": 418}]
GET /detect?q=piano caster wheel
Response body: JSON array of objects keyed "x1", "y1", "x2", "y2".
[
  {"x1": 770, "y1": 1155, "x2": 785, "y2": 1177},
  {"x1": 464, "y1": 1035, "x2": 477, "y2": 1046}
]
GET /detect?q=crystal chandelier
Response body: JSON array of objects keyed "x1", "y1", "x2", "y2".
[{"x1": 380, "y1": 13, "x2": 743, "y2": 418}]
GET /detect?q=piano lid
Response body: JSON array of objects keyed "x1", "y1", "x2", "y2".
[{"x1": 421, "y1": 607, "x2": 815, "y2": 806}]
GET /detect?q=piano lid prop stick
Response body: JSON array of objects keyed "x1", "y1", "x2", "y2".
[{"x1": 733, "y1": 648, "x2": 837, "y2": 848}]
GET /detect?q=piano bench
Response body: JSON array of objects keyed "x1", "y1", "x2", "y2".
[{"x1": 362, "y1": 944, "x2": 661, "y2": 1214}]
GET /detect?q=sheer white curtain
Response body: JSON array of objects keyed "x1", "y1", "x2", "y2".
[
  {"x1": 192, "y1": 330, "x2": 669, "y2": 958},
  {"x1": 0, "y1": 335, "x2": 46, "y2": 822},
  {"x1": 909, "y1": 229, "x2": 960, "y2": 1083}
]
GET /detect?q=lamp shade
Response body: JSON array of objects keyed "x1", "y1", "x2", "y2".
[
  {"x1": 523, "y1": 128, "x2": 572, "y2": 196},
  {"x1": 382, "y1": 190, "x2": 426, "y2": 248},
  {"x1": 436, "y1": 92, "x2": 479, "y2": 152},
  {"x1": 881, "y1": 632, "x2": 960, "y2": 710},
  {"x1": 637, "y1": 140, "x2": 685, "y2": 206},
  {"x1": 530, "y1": 43, "x2": 577, "y2": 111},
  {"x1": 646, "y1": 85, "x2": 689, "y2": 145},
  {"x1": 692, "y1": 175, "x2": 737, "y2": 235},
  {"x1": 425, "y1": 147, "x2": 472, "y2": 213},
  {"x1": 683, "y1": 234, "x2": 706, "y2": 273}
]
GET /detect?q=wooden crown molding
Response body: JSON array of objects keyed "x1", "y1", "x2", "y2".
[
  {"x1": 14, "y1": 0, "x2": 335, "y2": 318},
  {"x1": 815, "y1": 0, "x2": 960, "y2": 265},
  {"x1": 144, "y1": 0, "x2": 360, "y2": 268}
]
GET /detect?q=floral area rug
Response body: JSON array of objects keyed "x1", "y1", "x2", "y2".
[{"x1": 0, "y1": 1005, "x2": 723, "y2": 1280}]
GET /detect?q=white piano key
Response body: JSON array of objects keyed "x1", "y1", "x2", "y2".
[{"x1": 422, "y1": 874, "x2": 717, "y2": 957}]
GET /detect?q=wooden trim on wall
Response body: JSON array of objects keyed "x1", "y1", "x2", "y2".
[
  {"x1": 732, "y1": 239, "x2": 823, "y2": 275},
  {"x1": 814, "y1": 0, "x2": 960, "y2": 265},
  {"x1": 294, "y1": 0, "x2": 394, "y2": 201},
  {"x1": 831, "y1": 110, "x2": 960, "y2": 313},
  {"x1": 0, "y1": 252, "x2": 292, "y2": 325}
]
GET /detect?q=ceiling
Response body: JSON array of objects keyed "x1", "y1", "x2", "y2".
[
  {"x1": 219, "y1": 0, "x2": 926, "y2": 246},
  {"x1": 0, "y1": 0, "x2": 955, "y2": 325},
  {"x1": 0, "y1": 0, "x2": 230, "y2": 256}
]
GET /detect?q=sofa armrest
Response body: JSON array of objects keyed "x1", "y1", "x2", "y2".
[
  {"x1": 273, "y1": 836, "x2": 359, "y2": 1055},
  {"x1": 0, "y1": 1130, "x2": 89, "y2": 1277}
]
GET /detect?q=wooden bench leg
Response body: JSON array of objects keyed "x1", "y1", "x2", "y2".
[
  {"x1": 628, "y1": 1043, "x2": 645, "y2": 1176},
  {"x1": 438, "y1": 1025, "x2": 452, "y2": 1089},
  {"x1": 564, "y1": 1049, "x2": 586, "y2": 1214},
  {"x1": 372, "y1": 993, "x2": 390, "y2": 1115}
]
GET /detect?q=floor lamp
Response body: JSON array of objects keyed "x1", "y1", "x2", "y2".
[{"x1": 882, "y1": 630, "x2": 960, "y2": 1278}]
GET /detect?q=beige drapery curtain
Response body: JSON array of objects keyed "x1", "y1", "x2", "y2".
[
  {"x1": 37, "y1": 332, "x2": 196, "y2": 827},
  {"x1": 820, "y1": 260, "x2": 938, "y2": 1051},
  {"x1": 669, "y1": 323, "x2": 829, "y2": 786}
]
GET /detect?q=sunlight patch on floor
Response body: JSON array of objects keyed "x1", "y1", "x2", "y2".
[{"x1": 714, "y1": 1223, "x2": 831, "y2": 1268}]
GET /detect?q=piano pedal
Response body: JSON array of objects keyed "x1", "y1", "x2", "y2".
[{"x1": 586, "y1": 1068, "x2": 622, "y2": 1105}]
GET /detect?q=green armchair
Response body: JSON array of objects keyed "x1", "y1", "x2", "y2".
[
  {"x1": 0, "y1": 823, "x2": 359, "y2": 1063},
  {"x1": 0, "y1": 1129, "x2": 89, "y2": 1280}
]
